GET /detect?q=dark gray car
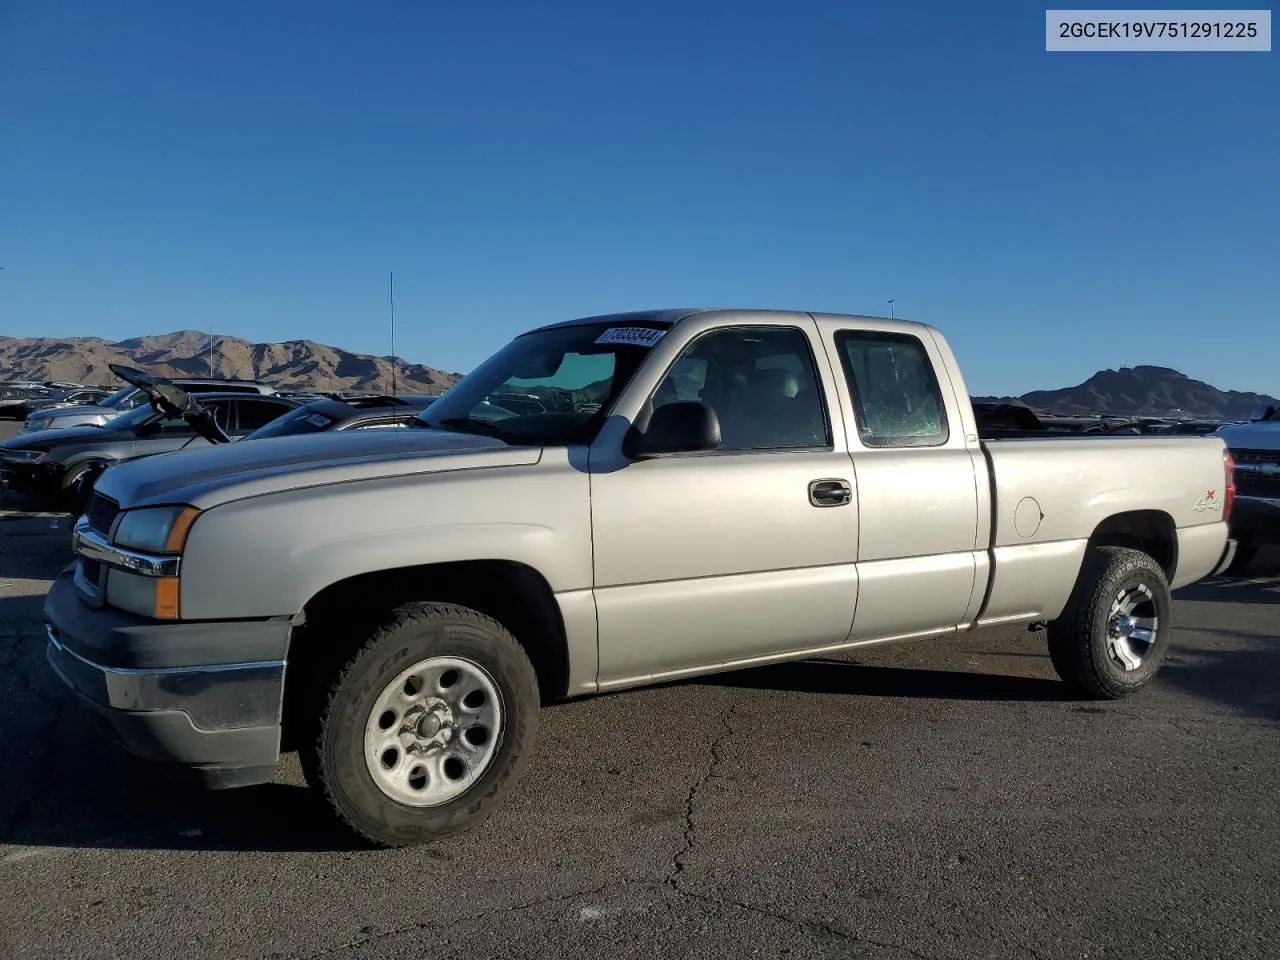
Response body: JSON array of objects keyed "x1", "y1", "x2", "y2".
[
  {"x1": 242, "y1": 394, "x2": 439, "y2": 440},
  {"x1": 23, "y1": 377, "x2": 278, "y2": 433},
  {"x1": 0, "y1": 391, "x2": 300, "y2": 508}
]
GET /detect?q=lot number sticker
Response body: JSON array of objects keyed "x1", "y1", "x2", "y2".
[{"x1": 595, "y1": 327, "x2": 666, "y2": 347}]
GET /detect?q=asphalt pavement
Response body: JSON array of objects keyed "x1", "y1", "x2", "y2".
[{"x1": 0, "y1": 418, "x2": 1277, "y2": 959}]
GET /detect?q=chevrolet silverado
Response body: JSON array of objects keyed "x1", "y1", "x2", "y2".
[{"x1": 42, "y1": 308, "x2": 1238, "y2": 846}]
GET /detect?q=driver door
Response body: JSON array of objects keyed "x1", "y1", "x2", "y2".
[{"x1": 587, "y1": 319, "x2": 861, "y2": 688}]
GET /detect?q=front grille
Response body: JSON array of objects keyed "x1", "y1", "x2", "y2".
[
  {"x1": 85, "y1": 493, "x2": 120, "y2": 536},
  {"x1": 1233, "y1": 449, "x2": 1280, "y2": 500}
]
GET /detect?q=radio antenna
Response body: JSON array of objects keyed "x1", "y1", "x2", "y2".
[{"x1": 389, "y1": 271, "x2": 396, "y2": 396}]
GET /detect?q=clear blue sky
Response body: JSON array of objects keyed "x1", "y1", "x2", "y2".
[{"x1": 1, "y1": 1, "x2": 1276, "y2": 396}]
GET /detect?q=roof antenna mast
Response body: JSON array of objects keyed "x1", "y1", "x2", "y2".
[{"x1": 389, "y1": 271, "x2": 396, "y2": 396}]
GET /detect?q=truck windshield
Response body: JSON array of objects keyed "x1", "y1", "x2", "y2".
[{"x1": 415, "y1": 321, "x2": 670, "y2": 444}]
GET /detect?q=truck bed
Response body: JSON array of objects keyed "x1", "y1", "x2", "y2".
[{"x1": 970, "y1": 433, "x2": 1231, "y2": 627}]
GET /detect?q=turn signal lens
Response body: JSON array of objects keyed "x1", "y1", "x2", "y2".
[{"x1": 154, "y1": 577, "x2": 181, "y2": 619}]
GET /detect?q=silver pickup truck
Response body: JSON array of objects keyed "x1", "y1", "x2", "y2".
[{"x1": 43, "y1": 308, "x2": 1238, "y2": 847}]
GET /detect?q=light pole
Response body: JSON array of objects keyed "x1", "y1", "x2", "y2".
[
  {"x1": 888, "y1": 299, "x2": 895, "y2": 318},
  {"x1": 389, "y1": 272, "x2": 397, "y2": 396}
]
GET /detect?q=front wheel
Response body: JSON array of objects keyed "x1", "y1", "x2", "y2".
[
  {"x1": 1046, "y1": 546, "x2": 1172, "y2": 699},
  {"x1": 301, "y1": 602, "x2": 540, "y2": 848},
  {"x1": 61, "y1": 462, "x2": 107, "y2": 512}
]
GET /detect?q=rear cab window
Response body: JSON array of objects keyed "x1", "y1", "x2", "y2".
[{"x1": 834, "y1": 330, "x2": 950, "y2": 448}]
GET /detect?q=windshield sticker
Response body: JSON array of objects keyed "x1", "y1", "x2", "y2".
[
  {"x1": 594, "y1": 327, "x2": 666, "y2": 348},
  {"x1": 305, "y1": 413, "x2": 331, "y2": 427}
]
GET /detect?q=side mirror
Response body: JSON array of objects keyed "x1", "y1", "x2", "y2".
[
  {"x1": 1249, "y1": 404, "x2": 1276, "y2": 422},
  {"x1": 626, "y1": 401, "x2": 721, "y2": 458}
]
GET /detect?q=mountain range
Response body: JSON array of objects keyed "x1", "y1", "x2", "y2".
[
  {"x1": 973, "y1": 365, "x2": 1277, "y2": 420},
  {"x1": 1, "y1": 332, "x2": 1274, "y2": 419},
  {"x1": 0, "y1": 330, "x2": 462, "y2": 396}
]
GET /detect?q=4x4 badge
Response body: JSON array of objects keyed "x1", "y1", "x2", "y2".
[{"x1": 1192, "y1": 490, "x2": 1222, "y2": 512}]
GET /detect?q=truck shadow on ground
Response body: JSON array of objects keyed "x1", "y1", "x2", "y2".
[{"x1": 693, "y1": 656, "x2": 1076, "y2": 702}]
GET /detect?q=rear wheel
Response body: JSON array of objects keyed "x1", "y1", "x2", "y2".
[
  {"x1": 1046, "y1": 546, "x2": 1172, "y2": 699},
  {"x1": 300, "y1": 602, "x2": 540, "y2": 847}
]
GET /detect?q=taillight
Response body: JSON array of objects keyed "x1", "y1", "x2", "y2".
[{"x1": 1223, "y1": 449, "x2": 1236, "y2": 522}]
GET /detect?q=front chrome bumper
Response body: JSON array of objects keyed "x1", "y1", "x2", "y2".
[
  {"x1": 42, "y1": 572, "x2": 291, "y2": 786},
  {"x1": 45, "y1": 623, "x2": 285, "y2": 730}
]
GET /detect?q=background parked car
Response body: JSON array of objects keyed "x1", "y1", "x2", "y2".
[
  {"x1": 0, "y1": 384, "x2": 56, "y2": 418},
  {"x1": 1215, "y1": 404, "x2": 1280, "y2": 572},
  {"x1": 9, "y1": 386, "x2": 114, "y2": 421},
  {"x1": 23, "y1": 377, "x2": 278, "y2": 433},
  {"x1": 0, "y1": 391, "x2": 300, "y2": 508},
  {"x1": 242, "y1": 394, "x2": 438, "y2": 440}
]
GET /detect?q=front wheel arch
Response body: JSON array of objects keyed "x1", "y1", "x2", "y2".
[{"x1": 60, "y1": 458, "x2": 113, "y2": 509}]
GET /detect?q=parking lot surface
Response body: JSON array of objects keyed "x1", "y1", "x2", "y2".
[{"x1": 1, "y1": 417, "x2": 1277, "y2": 959}]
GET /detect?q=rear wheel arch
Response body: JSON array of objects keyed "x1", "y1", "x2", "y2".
[{"x1": 1086, "y1": 509, "x2": 1178, "y2": 581}]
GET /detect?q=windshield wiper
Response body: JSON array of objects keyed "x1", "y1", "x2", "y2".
[{"x1": 427, "y1": 417, "x2": 533, "y2": 442}]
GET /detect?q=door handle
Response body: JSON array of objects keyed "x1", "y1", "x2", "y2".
[{"x1": 808, "y1": 478, "x2": 852, "y2": 507}]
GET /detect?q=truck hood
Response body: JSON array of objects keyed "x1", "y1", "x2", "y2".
[
  {"x1": 1217, "y1": 421, "x2": 1280, "y2": 451},
  {"x1": 93, "y1": 427, "x2": 542, "y2": 510}
]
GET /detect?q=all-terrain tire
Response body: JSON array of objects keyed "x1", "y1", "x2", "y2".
[
  {"x1": 300, "y1": 602, "x2": 541, "y2": 848},
  {"x1": 1046, "y1": 546, "x2": 1172, "y2": 700}
]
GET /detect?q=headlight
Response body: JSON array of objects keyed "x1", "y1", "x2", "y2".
[
  {"x1": 3, "y1": 449, "x2": 46, "y2": 463},
  {"x1": 113, "y1": 505, "x2": 201, "y2": 554}
]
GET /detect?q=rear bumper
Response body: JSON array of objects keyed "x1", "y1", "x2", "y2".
[
  {"x1": 43, "y1": 572, "x2": 290, "y2": 788},
  {"x1": 1230, "y1": 495, "x2": 1280, "y2": 546}
]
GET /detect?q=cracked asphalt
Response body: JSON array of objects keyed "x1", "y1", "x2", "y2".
[{"x1": 1, "y1": 457, "x2": 1277, "y2": 957}]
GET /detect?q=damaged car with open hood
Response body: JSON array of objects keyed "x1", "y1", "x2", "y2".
[{"x1": 0, "y1": 364, "x2": 299, "y2": 508}]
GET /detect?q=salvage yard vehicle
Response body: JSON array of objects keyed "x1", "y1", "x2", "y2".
[
  {"x1": 23, "y1": 375, "x2": 278, "y2": 433},
  {"x1": 11, "y1": 386, "x2": 114, "y2": 422},
  {"x1": 2, "y1": 366, "x2": 299, "y2": 507},
  {"x1": 1214, "y1": 404, "x2": 1280, "y2": 572},
  {"x1": 0, "y1": 383, "x2": 55, "y2": 418},
  {"x1": 241, "y1": 393, "x2": 438, "y2": 440},
  {"x1": 42, "y1": 308, "x2": 1238, "y2": 847}
]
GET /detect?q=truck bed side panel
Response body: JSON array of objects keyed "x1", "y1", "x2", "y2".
[{"x1": 979, "y1": 436, "x2": 1228, "y2": 622}]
